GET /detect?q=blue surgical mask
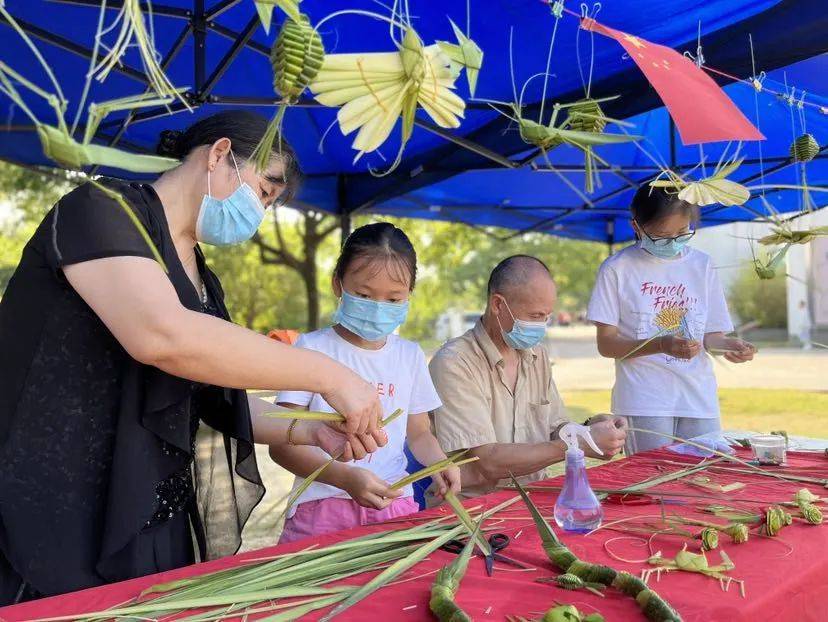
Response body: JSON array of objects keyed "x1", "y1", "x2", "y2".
[
  {"x1": 333, "y1": 290, "x2": 409, "y2": 341},
  {"x1": 196, "y1": 150, "x2": 265, "y2": 246},
  {"x1": 497, "y1": 298, "x2": 548, "y2": 350},
  {"x1": 639, "y1": 236, "x2": 689, "y2": 259}
]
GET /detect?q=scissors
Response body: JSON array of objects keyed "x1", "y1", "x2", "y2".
[{"x1": 441, "y1": 533, "x2": 532, "y2": 576}]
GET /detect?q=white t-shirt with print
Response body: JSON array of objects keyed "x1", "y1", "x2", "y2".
[
  {"x1": 587, "y1": 244, "x2": 733, "y2": 419},
  {"x1": 277, "y1": 327, "x2": 442, "y2": 514}
]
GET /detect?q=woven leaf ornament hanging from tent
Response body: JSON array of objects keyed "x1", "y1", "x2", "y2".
[
  {"x1": 92, "y1": 0, "x2": 190, "y2": 108},
  {"x1": 254, "y1": 0, "x2": 301, "y2": 34},
  {"x1": 650, "y1": 157, "x2": 751, "y2": 207},
  {"x1": 582, "y1": 18, "x2": 764, "y2": 145},
  {"x1": 309, "y1": 11, "x2": 474, "y2": 174},
  {"x1": 252, "y1": 12, "x2": 325, "y2": 171}
]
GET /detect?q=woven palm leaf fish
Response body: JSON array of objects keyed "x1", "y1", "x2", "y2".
[
  {"x1": 437, "y1": 18, "x2": 483, "y2": 97},
  {"x1": 310, "y1": 27, "x2": 465, "y2": 167},
  {"x1": 254, "y1": 0, "x2": 301, "y2": 34}
]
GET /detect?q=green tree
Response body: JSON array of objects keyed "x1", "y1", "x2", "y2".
[
  {"x1": 0, "y1": 162, "x2": 73, "y2": 292},
  {"x1": 728, "y1": 266, "x2": 787, "y2": 328},
  {"x1": 251, "y1": 209, "x2": 340, "y2": 331}
]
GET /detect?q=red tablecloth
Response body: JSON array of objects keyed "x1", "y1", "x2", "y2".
[{"x1": 3, "y1": 448, "x2": 827, "y2": 621}]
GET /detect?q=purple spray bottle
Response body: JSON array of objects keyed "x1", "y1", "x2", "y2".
[{"x1": 553, "y1": 423, "x2": 604, "y2": 533}]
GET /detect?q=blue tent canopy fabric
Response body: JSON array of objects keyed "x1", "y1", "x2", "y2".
[{"x1": 1, "y1": 0, "x2": 826, "y2": 242}]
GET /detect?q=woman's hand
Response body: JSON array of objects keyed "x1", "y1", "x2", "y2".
[
  {"x1": 341, "y1": 467, "x2": 402, "y2": 510},
  {"x1": 431, "y1": 465, "x2": 462, "y2": 499},
  {"x1": 294, "y1": 421, "x2": 387, "y2": 462},
  {"x1": 660, "y1": 335, "x2": 702, "y2": 360},
  {"x1": 321, "y1": 371, "x2": 383, "y2": 436}
]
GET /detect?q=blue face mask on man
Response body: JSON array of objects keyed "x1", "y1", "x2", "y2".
[
  {"x1": 497, "y1": 298, "x2": 548, "y2": 350},
  {"x1": 333, "y1": 290, "x2": 409, "y2": 341},
  {"x1": 196, "y1": 150, "x2": 265, "y2": 246}
]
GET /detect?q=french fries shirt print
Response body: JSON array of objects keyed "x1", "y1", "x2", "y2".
[{"x1": 587, "y1": 244, "x2": 734, "y2": 419}]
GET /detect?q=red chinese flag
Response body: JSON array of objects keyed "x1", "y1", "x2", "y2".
[{"x1": 582, "y1": 18, "x2": 764, "y2": 145}]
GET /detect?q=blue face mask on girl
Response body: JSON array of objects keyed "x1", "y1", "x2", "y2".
[
  {"x1": 334, "y1": 290, "x2": 409, "y2": 341},
  {"x1": 497, "y1": 298, "x2": 548, "y2": 350},
  {"x1": 196, "y1": 150, "x2": 265, "y2": 246},
  {"x1": 639, "y1": 235, "x2": 690, "y2": 259}
]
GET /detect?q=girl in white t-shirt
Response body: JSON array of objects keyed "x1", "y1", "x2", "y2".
[
  {"x1": 271, "y1": 223, "x2": 459, "y2": 542},
  {"x1": 587, "y1": 185, "x2": 756, "y2": 454}
]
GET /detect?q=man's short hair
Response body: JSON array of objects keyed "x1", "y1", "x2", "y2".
[{"x1": 486, "y1": 255, "x2": 552, "y2": 296}]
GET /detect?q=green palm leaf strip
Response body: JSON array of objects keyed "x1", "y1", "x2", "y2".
[
  {"x1": 443, "y1": 491, "x2": 491, "y2": 556},
  {"x1": 389, "y1": 454, "x2": 479, "y2": 491},
  {"x1": 320, "y1": 495, "x2": 521, "y2": 620}
]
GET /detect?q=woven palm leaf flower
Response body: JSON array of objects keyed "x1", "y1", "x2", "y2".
[
  {"x1": 790, "y1": 133, "x2": 819, "y2": 162},
  {"x1": 700, "y1": 527, "x2": 719, "y2": 551},
  {"x1": 309, "y1": 26, "x2": 465, "y2": 170}
]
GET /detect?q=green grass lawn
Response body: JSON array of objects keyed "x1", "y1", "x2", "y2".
[{"x1": 561, "y1": 388, "x2": 828, "y2": 438}]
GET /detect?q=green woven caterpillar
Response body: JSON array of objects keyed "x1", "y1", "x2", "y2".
[{"x1": 511, "y1": 475, "x2": 682, "y2": 622}]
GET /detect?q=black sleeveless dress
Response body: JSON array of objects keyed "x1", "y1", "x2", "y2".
[{"x1": 0, "y1": 180, "x2": 264, "y2": 604}]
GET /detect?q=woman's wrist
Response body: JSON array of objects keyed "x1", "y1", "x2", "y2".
[{"x1": 290, "y1": 419, "x2": 317, "y2": 446}]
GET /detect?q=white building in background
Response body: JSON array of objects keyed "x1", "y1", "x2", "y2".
[{"x1": 692, "y1": 207, "x2": 828, "y2": 338}]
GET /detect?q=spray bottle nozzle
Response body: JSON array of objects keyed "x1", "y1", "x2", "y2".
[{"x1": 559, "y1": 423, "x2": 603, "y2": 457}]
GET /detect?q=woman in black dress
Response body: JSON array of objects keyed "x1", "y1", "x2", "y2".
[{"x1": 0, "y1": 111, "x2": 387, "y2": 604}]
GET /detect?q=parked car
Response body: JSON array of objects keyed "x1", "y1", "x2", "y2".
[
  {"x1": 435, "y1": 310, "x2": 482, "y2": 342},
  {"x1": 557, "y1": 311, "x2": 572, "y2": 326}
]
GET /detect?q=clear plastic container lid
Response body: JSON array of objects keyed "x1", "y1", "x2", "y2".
[{"x1": 751, "y1": 435, "x2": 786, "y2": 448}]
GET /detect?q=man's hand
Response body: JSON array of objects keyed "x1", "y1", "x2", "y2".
[
  {"x1": 585, "y1": 415, "x2": 627, "y2": 459},
  {"x1": 341, "y1": 468, "x2": 402, "y2": 510},
  {"x1": 431, "y1": 465, "x2": 462, "y2": 499}
]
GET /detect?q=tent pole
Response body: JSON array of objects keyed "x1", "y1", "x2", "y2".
[
  {"x1": 669, "y1": 117, "x2": 677, "y2": 168},
  {"x1": 194, "y1": 0, "x2": 207, "y2": 94},
  {"x1": 337, "y1": 175, "x2": 351, "y2": 247}
]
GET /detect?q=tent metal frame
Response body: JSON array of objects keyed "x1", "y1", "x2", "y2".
[{"x1": 2, "y1": 0, "x2": 826, "y2": 246}]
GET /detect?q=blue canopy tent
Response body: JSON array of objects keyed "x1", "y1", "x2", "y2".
[{"x1": 1, "y1": 0, "x2": 827, "y2": 245}]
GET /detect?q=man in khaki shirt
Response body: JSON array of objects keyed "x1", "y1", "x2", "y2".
[{"x1": 428, "y1": 255, "x2": 627, "y2": 501}]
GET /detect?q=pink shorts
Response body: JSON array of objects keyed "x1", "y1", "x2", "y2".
[{"x1": 279, "y1": 496, "x2": 419, "y2": 544}]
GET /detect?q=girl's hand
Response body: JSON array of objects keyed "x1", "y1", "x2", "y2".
[
  {"x1": 660, "y1": 335, "x2": 701, "y2": 360},
  {"x1": 341, "y1": 467, "x2": 402, "y2": 510},
  {"x1": 432, "y1": 465, "x2": 462, "y2": 499},
  {"x1": 721, "y1": 338, "x2": 756, "y2": 363},
  {"x1": 321, "y1": 370, "x2": 383, "y2": 436}
]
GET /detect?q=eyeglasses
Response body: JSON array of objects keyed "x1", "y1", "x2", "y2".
[{"x1": 635, "y1": 221, "x2": 696, "y2": 247}]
